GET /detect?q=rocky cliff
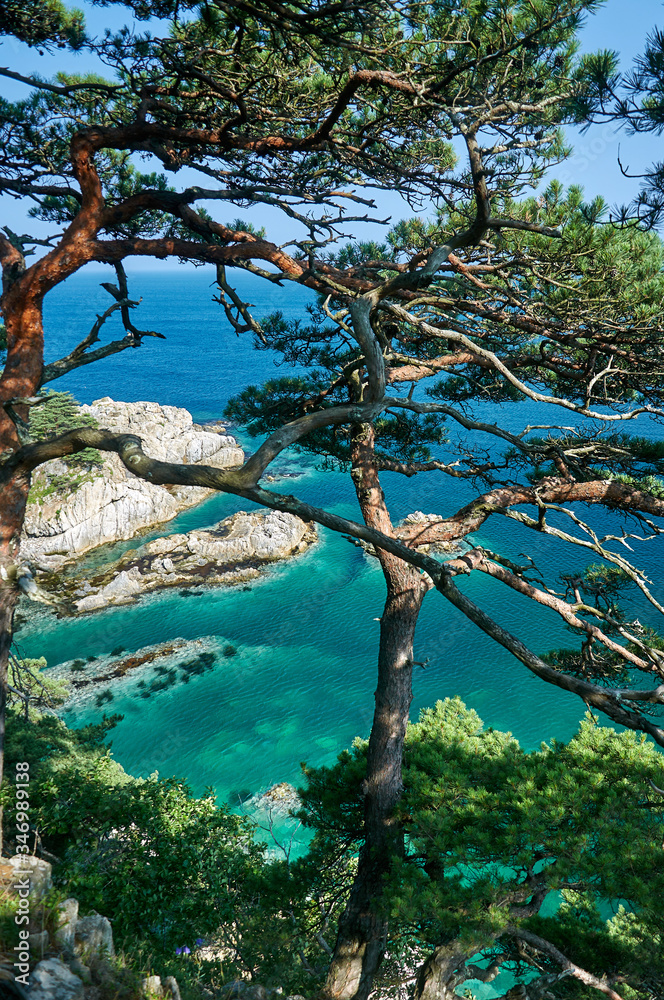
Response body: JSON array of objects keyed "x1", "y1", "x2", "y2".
[{"x1": 21, "y1": 399, "x2": 244, "y2": 570}]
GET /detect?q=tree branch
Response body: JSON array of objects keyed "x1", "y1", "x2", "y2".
[
  {"x1": 386, "y1": 304, "x2": 664, "y2": 422},
  {"x1": 467, "y1": 549, "x2": 664, "y2": 678},
  {"x1": 6, "y1": 428, "x2": 664, "y2": 747},
  {"x1": 509, "y1": 926, "x2": 625, "y2": 1000},
  {"x1": 435, "y1": 572, "x2": 664, "y2": 748}
]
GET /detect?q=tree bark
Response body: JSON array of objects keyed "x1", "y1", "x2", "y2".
[
  {"x1": 325, "y1": 423, "x2": 431, "y2": 1000},
  {"x1": 413, "y1": 945, "x2": 468, "y2": 1000},
  {"x1": 0, "y1": 266, "x2": 45, "y2": 853}
]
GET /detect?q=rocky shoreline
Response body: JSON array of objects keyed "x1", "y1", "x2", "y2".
[
  {"x1": 22, "y1": 398, "x2": 245, "y2": 571},
  {"x1": 17, "y1": 396, "x2": 319, "y2": 614},
  {"x1": 41, "y1": 509, "x2": 316, "y2": 613}
]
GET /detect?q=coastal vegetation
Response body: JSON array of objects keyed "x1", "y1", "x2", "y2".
[
  {"x1": 1, "y1": 0, "x2": 664, "y2": 997},
  {"x1": 1, "y1": 698, "x2": 663, "y2": 998}
]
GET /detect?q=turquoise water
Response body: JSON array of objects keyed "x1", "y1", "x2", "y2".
[{"x1": 16, "y1": 268, "x2": 664, "y2": 808}]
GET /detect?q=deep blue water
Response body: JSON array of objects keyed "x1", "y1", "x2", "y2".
[{"x1": 16, "y1": 266, "x2": 664, "y2": 811}]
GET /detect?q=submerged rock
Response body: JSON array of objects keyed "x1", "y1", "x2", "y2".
[
  {"x1": 49, "y1": 637, "x2": 228, "y2": 711},
  {"x1": 248, "y1": 782, "x2": 301, "y2": 816},
  {"x1": 22, "y1": 398, "x2": 244, "y2": 570},
  {"x1": 52, "y1": 510, "x2": 316, "y2": 613}
]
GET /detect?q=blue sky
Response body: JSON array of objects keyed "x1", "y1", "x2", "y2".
[{"x1": 1, "y1": 0, "x2": 663, "y2": 268}]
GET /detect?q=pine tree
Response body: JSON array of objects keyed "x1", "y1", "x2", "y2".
[{"x1": 1, "y1": 3, "x2": 663, "y2": 996}]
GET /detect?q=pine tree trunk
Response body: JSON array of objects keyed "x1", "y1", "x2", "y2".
[
  {"x1": 0, "y1": 274, "x2": 44, "y2": 854},
  {"x1": 325, "y1": 423, "x2": 431, "y2": 999},
  {"x1": 413, "y1": 946, "x2": 467, "y2": 1000}
]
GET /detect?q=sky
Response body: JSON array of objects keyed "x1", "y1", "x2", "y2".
[{"x1": 0, "y1": 0, "x2": 663, "y2": 269}]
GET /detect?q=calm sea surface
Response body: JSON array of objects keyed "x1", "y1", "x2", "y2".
[{"x1": 16, "y1": 267, "x2": 664, "y2": 811}]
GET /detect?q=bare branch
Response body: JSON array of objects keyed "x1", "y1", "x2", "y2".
[
  {"x1": 386, "y1": 303, "x2": 664, "y2": 422},
  {"x1": 435, "y1": 572, "x2": 664, "y2": 748},
  {"x1": 509, "y1": 926, "x2": 626, "y2": 1000},
  {"x1": 0, "y1": 66, "x2": 121, "y2": 96}
]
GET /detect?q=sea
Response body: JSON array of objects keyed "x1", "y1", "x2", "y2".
[{"x1": 15, "y1": 267, "x2": 664, "y2": 824}]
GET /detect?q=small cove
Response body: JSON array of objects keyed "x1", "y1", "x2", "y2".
[{"x1": 16, "y1": 267, "x2": 664, "y2": 813}]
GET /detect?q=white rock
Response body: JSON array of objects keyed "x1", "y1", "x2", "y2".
[
  {"x1": 27, "y1": 958, "x2": 84, "y2": 1000},
  {"x1": 74, "y1": 593, "x2": 108, "y2": 613},
  {"x1": 72, "y1": 511, "x2": 315, "y2": 612},
  {"x1": 54, "y1": 898, "x2": 79, "y2": 952},
  {"x1": 28, "y1": 930, "x2": 50, "y2": 954},
  {"x1": 162, "y1": 978, "x2": 182, "y2": 1000},
  {"x1": 7, "y1": 855, "x2": 52, "y2": 899},
  {"x1": 22, "y1": 399, "x2": 244, "y2": 567},
  {"x1": 143, "y1": 976, "x2": 164, "y2": 998},
  {"x1": 74, "y1": 913, "x2": 114, "y2": 958},
  {"x1": 248, "y1": 782, "x2": 301, "y2": 816}
]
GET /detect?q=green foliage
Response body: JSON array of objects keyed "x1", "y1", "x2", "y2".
[
  {"x1": 5, "y1": 697, "x2": 664, "y2": 994},
  {"x1": 0, "y1": 0, "x2": 85, "y2": 49},
  {"x1": 225, "y1": 217, "x2": 266, "y2": 239},
  {"x1": 29, "y1": 391, "x2": 103, "y2": 469},
  {"x1": 299, "y1": 699, "x2": 664, "y2": 995},
  {"x1": 7, "y1": 654, "x2": 69, "y2": 716},
  {"x1": 0, "y1": 707, "x2": 343, "y2": 993},
  {"x1": 2, "y1": 710, "x2": 264, "y2": 962},
  {"x1": 580, "y1": 26, "x2": 664, "y2": 225}
]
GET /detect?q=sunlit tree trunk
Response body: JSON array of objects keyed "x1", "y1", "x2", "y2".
[
  {"x1": 325, "y1": 423, "x2": 431, "y2": 1000},
  {"x1": 0, "y1": 268, "x2": 45, "y2": 853}
]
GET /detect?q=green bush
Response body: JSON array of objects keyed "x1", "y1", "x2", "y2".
[
  {"x1": 2, "y1": 711, "x2": 266, "y2": 963},
  {"x1": 29, "y1": 391, "x2": 103, "y2": 468}
]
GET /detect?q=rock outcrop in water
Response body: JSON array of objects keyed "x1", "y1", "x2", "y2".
[
  {"x1": 21, "y1": 398, "x2": 244, "y2": 570},
  {"x1": 248, "y1": 782, "x2": 301, "y2": 816},
  {"x1": 57, "y1": 509, "x2": 316, "y2": 612}
]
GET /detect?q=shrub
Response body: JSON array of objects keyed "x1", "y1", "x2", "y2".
[{"x1": 29, "y1": 391, "x2": 103, "y2": 468}]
